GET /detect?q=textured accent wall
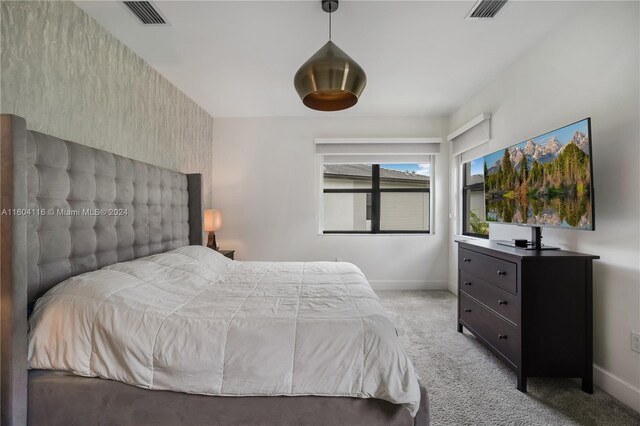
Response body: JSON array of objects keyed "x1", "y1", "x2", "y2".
[{"x1": 1, "y1": 0, "x2": 214, "y2": 208}]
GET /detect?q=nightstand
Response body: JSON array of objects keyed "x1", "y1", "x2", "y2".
[{"x1": 218, "y1": 249, "x2": 235, "y2": 260}]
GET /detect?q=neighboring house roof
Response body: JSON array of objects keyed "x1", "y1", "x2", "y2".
[{"x1": 324, "y1": 164, "x2": 429, "y2": 183}]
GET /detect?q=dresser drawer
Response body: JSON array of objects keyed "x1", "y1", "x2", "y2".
[
  {"x1": 460, "y1": 293, "x2": 520, "y2": 367},
  {"x1": 459, "y1": 247, "x2": 517, "y2": 294},
  {"x1": 459, "y1": 271, "x2": 520, "y2": 325}
]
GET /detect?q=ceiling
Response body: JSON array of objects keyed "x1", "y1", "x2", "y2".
[{"x1": 75, "y1": 1, "x2": 583, "y2": 118}]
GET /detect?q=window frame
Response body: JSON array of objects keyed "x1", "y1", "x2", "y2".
[
  {"x1": 462, "y1": 161, "x2": 489, "y2": 239},
  {"x1": 322, "y1": 164, "x2": 431, "y2": 234}
]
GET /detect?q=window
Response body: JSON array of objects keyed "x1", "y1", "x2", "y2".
[
  {"x1": 462, "y1": 158, "x2": 489, "y2": 238},
  {"x1": 323, "y1": 164, "x2": 430, "y2": 233}
]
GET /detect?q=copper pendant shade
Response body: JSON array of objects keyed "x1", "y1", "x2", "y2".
[{"x1": 294, "y1": 1, "x2": 367, "y2": 111}]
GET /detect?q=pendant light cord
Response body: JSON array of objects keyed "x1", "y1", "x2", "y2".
[{"x1": 328, "y1": 5, "x2": 332, "y2": 40}]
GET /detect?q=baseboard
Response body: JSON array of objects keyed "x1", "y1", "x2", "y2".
[
  {"x1": 593, "y1": 364, "x2": 640, "y2": 413},
  {"x1": 369, "y1": 280, "x2": 449, "y2": 291}
]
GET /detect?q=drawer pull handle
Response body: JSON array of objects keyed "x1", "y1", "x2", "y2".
[
  {"x1": 498, "y1": 300, "x2": 508, "y2": 305},
  {"x1": 497, "y1": 270, "x2": 506, "y2": 275},
  {"x1": 464, "y1": 281, "x2": 472, "y2": 286},
  {"x1": 498, "y1": 334, "x2": 508, "y2": 339},
  {"x1": 463, "y1": 258, "x2": 471, "y2": 262},
  {"x1": 463, "y1": 309, "x2": 472, "y2": 313}
]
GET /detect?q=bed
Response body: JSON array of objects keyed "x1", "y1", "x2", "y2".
[{"x1": 0, "y1": 114, "x2": 429, "y2": 426}]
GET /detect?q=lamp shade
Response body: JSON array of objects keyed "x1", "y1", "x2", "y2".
[
  {"x1": 204, "y1": 209, "x2": 222, "y2": 232},
  {"x1": 294, "y1": 41, "x2": 367, "y2": 112}
]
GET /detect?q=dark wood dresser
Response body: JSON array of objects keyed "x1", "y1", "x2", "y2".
[{"x1": 456, "y1": 239, "x2": 599, "y2": 393}]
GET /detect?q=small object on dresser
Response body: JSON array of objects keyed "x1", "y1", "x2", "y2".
[
  {"x1": 513, "y1": 239, "x2": 528, "y2": 248},
  {"x1": 203, "y1": 209, "x2": 222, "y2": 250},
  {"x1": 218, "y1": 250, "x2": 235, "y2": 260}
]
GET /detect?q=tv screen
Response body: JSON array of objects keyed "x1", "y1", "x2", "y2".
[{"x1": 483, "y1": 118, "x2": 594, "y2": 230}]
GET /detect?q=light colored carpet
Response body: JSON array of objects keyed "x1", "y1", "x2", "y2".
[{"x1": 378, "y1": 290, "x2": 640, "y2": 426}]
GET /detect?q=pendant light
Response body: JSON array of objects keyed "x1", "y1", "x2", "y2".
[{"x1": 294, "y1": 0, "x2": 367, "y2": 111}]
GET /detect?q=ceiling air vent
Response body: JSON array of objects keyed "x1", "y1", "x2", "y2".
[
  {"x1": 123, "y1": 1, "x2": 166, "y2": 25},
  {"x1": 466, "y1": 0, "x2": 508, "y2": 19}
]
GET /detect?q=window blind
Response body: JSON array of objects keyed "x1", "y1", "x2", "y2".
[
  {"x1": 316, "y1": 138, "x2": 441, "y2": 164},
  {"x1": 448, "y1": 113, "x2": 491, "y2": 162}
]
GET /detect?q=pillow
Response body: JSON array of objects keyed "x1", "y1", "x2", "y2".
[{"x1": 171, "y1": 245, "x2": 236, "y2": 273}]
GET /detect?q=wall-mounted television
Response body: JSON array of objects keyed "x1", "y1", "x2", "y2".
[{"x1": 483, "y1": 118, "x2": 594, "y2": 249}]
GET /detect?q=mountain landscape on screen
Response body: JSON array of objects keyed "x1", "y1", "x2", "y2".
[{"x1": 484, "y1": 119, "x2": 593, "y2": 229}]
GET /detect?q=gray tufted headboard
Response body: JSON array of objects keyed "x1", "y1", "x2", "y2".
[
  {"x1": 24, "y1": 129, "x2": 201, "y2": 303},
  {"x1": 0, "y1": 115, "x2": 203, "y2": 425}
]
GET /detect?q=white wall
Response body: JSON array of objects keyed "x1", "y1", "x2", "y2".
[
  {"x1": 212, "y1": 116, "x2": 449, "y2": 290},
  {"x1": 448, "y1": 1, "x2": 640, "y2": 411}
]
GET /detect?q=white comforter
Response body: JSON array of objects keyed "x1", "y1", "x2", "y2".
[{"x1": 28, "y1": 246, "x2": 421, "y2": 415}]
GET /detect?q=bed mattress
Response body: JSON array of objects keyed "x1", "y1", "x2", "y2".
[{"x1": 27, "y1": 246, "x2": 421, "y2": 415}]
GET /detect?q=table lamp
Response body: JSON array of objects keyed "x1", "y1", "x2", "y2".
[{"x1": 203, "y1": 209, "x2": 222, "y2": 251}]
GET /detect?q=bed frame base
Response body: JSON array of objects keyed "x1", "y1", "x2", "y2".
[{"x1": 29, "y1": 371, "x2": 429, "y2": 426}]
